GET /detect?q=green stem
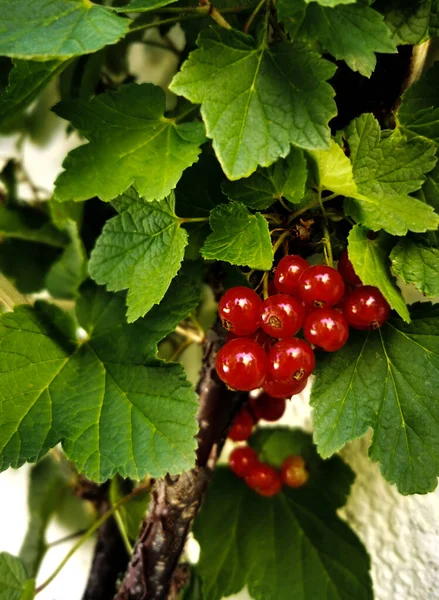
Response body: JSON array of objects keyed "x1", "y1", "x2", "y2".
[
  {"x1": 317, "y1": 188, "x2": 333, "y2": 267},
  {"x1": 173, "y1": 104, "x2": 200, "y2": 123},
  {"x1": 272, "y1": 230, "x2": 290, "y2": 255},
  {"x1": 129, "y1": 13, "x2": 202, "y2": 33},
  {"x1": 287, "y1": 193, "x2": 339, "y2": 223},
  {"x1": 114, "y1": 510, "x2": 134, "y2": 555},
  {"x1": 0, "y1": 273, "x2": 29, "y2": 311},
  {"x1": 179, "y1": 216, "x2": 210, "y2": 224},
  {"x1": 34, "y1": 484, "x2": 149, "y2": 595},
  {"x1": 243, "y1": 0, "x2": 266, "y2": 34}
]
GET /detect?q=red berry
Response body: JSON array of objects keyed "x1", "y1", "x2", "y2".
[
  {"x1": 274, "y1": 255, "x2": 309, "y2": 295},
  {"x1": 260, "y1": 294, "x2": 305, "y2": 339},
  {"x1": 263, "y1": 376, "x2": 308, "y2": 399},
  {"x1": 245, "y1": 463, "x2": 279, "y2": 491},
  {"x1": 216, "y1": 338, "x2": 268, "y2": 391},
  {"x1": 249, "y1": 393, "x2": 286, "y2": 422},
  {"x1": 281, "y1": 455, "x2": 309, "y2": 488},
  {"x1": 342, "y1": 286, "x2": 390, "y2": 330},
  {"x1": 256, "y1": 476, "x2": 282, "y2": 497},
  {"x1": 228, "y1": 409, "x2": 254, "y2": 442},
  {"x1": 338, "y1": 249, "x2": 362, "y2": 286},
  {"x1": 219, "y1": 286, "x2": 262, "y2": 336},
  {"x1": 229, "y1": 446, "x2": 259, "y2": 477},
  {"x1": 268, "y1": 338, "x2": 315, "y2": 383},
  {"x1": 298, "y1": 265, "x2": 345, "y2": 308},
  {"x1": 303, "y1": 308, "x2": 349, "y2": 352}
]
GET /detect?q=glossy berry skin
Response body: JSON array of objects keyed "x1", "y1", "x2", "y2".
[
  {"x1": 256, "y1": 476, "x2": 282, "y2": 497},
  {"x1": 303, "y1": 308, "x2": 349, "y2": 352},
  {"x1": 260, "y1": 294, "x2": 305, "y2": 339},
  {"x1": 229, "y1": 446, "x2": 259, "y2": 478},
  {"x1": 263, "y1": 376, "x2": 308, "y2": 399},
  {"x1": 219, "y1": 286, "x2": 262, "y2": 336},
  {"x1": 281, "y1": 456, "x2": 309, "y2": 488},
  {"x1": 274, "y1": 255, "x2": 309, "y2": 295},
  {"x1": 337, "y1": 249, "x2": 362, "y2": 286},
  {"x1": 298, "y1": 265, "x2": 345, "y2": 308},
  {"x1": 216, "y1": 338, "x2": 268, "y2": 391},
  {"x1": 268, "y1": 338, "x2": 315, "y2": 384},
  {"x1": 250, "y1": 393, "x2": 286, "y2": 422},
  {"x1": 342, "y1": 286, "x2": 390, "y2": 330},
  {"x1": 228, "y1": 409, "x2": 254, "y2": 442},
  {"x1": 245, "y1": 463, "x2": 279, "y2": 492}
]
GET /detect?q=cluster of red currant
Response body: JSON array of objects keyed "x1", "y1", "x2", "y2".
[
  {"x1": 216, "y1": 250, "x2": 390, "y2": 394},
  {"x1": 229, "y1": 446, "x2": 309, "y2": 496}
]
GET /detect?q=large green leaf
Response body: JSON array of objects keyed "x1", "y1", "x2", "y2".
[
  {"x1": 193, "y1": 430, "x2": 372, "y2": 600},
  {"x1": 0, "y1": 553, "x2": 34, "y2": 600},
  {"x1": 347, "y1": 225, "x2": 410, "y2": 322},
  {"x1": 170, "y1": 28, "x2": 336, "y2": 180},
  {"x1": 308, "y1": 139, "x2": 357, "y2": 197},
  {"x1": 279, "y1": 0, "x2": 396, "y2": 77},
  {"x1": 311, "y1": 303, "x2": 439, "y2": 494},
  {"x1": 0, "y1": 0, "x2": 129, "y2": 60},
  {"x1": 0, "y1": 285, "x2": 199, "y2": 482},
  {"x1": 344, "y1": 114, "x2": 439, "y2": 235},
  {"x1": 89, "y1": 190, "x2": 188, "y2": 322},
  {"x1": 201, "y1": 201, "x2": 273, "y2": 270},
  {"x1": 223, "y1": 148, "x2": 307, "y2": 210},
  {"x1": 54, "y1": 83, "x2": 205, "y2": 203},
  {"x1": 390, "y1": 239, "x2": 439, "y2": 298},
  {"x1": 113, "y1": 0, "x2": 178, "y2": 11},
  {"x1": 374, "y1": 0, "x2": 439, "y2": 45}
]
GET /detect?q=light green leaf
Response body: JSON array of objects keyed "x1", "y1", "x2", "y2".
[
  {"x1": 0, "y1": 288, "x2": 198, "y2": 482},
  {"x1": 308, "y1": 139, "x2": 357, "y2": 196},
  {"x1": 279, "y1": 0, "x2": 396, "y2": 77},
  {"x1": 398, "y1": 63, "x2": 439, "y2": 145},
  {"x1": 170, "y1": 28, "x2": 336, "y2": 180},
  {"x1": 54, "y1": 83, "x2": 206, "y2": 203},
  {"x1": 374, "y1": 0, "x2": 439, "y2": 45},
  {"x1": 193, "y1": 435, "x2": 372, "y2": 600},
  {"x1": 201, "y1": 202, "x2": 273, "y2": 270},
  {"x1": 0, "y1": 205, "x2": 67, "y2": 247},
  {"x1": 347, "y1": 225, "x2": 410, "y2": 322},
  {"x1": 223, "y1": 148, "x2": 307, "y2": 210},
  {"x1": 344, "y1": 113, "x2": 439, "y2": 235},
  {"x1": 45, "y1": 221, "x2": 87, "y2": 299},
  {"x1": 0, "y1": 59, "x2": 69, "y2": 127},
  {"x1": 311, "y1": 303, "x2": 439, "y2": 494},
  {"x1": 113, "y1": 0, "x2": 178, "y2": 11},
  {"x1": 0, "y1": 0, "x2": 129, "y2": 61},
  {"x1": 390, "y1": 239, "x2": 439, "y2": 298},
  {"x1": 89, "y1": 190, "x2": 188, "y2": 322},
  {"x1": 0, "y1": 553, "x2": 34, "y2": 600}
]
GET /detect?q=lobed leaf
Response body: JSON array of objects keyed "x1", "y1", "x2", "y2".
[
  {"x1": 0, "y1": 553, "x2": 34, "y2": 600},
  {"x1": 390, "y1": 239, "x2": 439, "y2": 298}
]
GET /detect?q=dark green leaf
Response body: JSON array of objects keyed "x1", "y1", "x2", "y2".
[
  {"x1": 0, "y1": 553, "x2": 34, "y2": 600},
  {"x1": 374, "y1": 0, "x2": 439, "y2": 45},
  {"x1": 0, "y1": 240, "x2": 61, "y2": 294},
  {"x1": 113, "y1": 0, "x2": 178, "y2": 11},
  {"x1": 0, "y1": 205, "x2": 67, "y2": 247},
  {"x1": 390, "y1": 239, "x2": 439, "y2": 298},
  {"x1": 45, "y1": 221, "x2": 87, "y2": 299}
]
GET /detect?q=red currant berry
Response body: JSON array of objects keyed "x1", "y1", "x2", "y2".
[
  {"x1": 228, "y1": 409, "x2": 254, "y2": 442},
  {"x1": 249, "y1": 393, "x2": 286, "y2": 422},
  {"x1": 216, "y1": 338, "x2": 268, "y2": 391},
  {"x1": 268, "y1": 338, "x2": 315, "y2": 384},
  {"x1": 229, "y1": 446, "x2": 259, "y2": 478},
  {"x1": 337, "y1": 249, "x2": 362, "y2": 286},
  {"x1": 256, "y1": 476, "x2": 282, "y2": 497},
  {"x1": 303, "y1": 308, "x2": 349, "y2": 352},
  {"x1": 274, "y1": 255, "x2": 309, "y2": 295},
  {"x1": 260, "y1": 294, "x2": 305, "y2": 339},
  {"x1": 342, "y1": 286, "x2": 390, "y2": 330},
  {"x1": 281, "y1": 456, "x2": 309, "y2": 488},
  {"x1": 263, "y1": 376, "x2": 308, "y2": 399},
  {"x1": 245, "y1": 463, "x2": 279, "y2": 491},
  {"x1": 298, "y1": 265, "x2": 345, "y2": 308},
  {"x1": 219, "y1": 286, "x2": 262, "y2": 336}
]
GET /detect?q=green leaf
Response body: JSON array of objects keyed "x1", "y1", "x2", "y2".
[
  {"x1": 398, "y1": 63, "x2": 439, "y2": 146},
  {"x1": 89, "y1": 190, "x2": 188, "y2": 322},
  {"x1": 201, "y1": 202, "x2": 273, "y2": 270},
  {"x1": 45, "y1": 221, "x2": 87, "y2": 299},
  {"x1": 0, "y1": 553, "x2": 34, "y2": 600},
  {"x1": 113, "y1": 0, "x2": 178, "y2": 11},
  {"x1": 304, "y1": 0, "x2": 356, "y2": 5},
  {"x1": 413, "y1": 165, "x2": 439, "y2": 247},
  {"x1": 308, "y1": 139, "x2": 357, "y2": 197},
  {"x1": 311, "y1": 303, "x2": 439, "y2": 494},
  {"x1": 0, "y1": 240, "x2": 61, "y2": 294},
  {"x1": 193, "y1": 435, "x2": 372, "y2": 600},
  {"x1": 344, "y1": 114, "x2": 439, "y2": 235},
  {"x1": 0, "y1": 288, "x2": 198, "y2": 482},
  {"x1": 223, "y1": 148, "x2": 307, "y2": 210},
  {"x1": 110, "y1": 477, "x2": 150, "y2": 542},
  {"x1": 0, "y1": 59, "x2": 69, "y2": 128},
  {"x1": 390, "y1": 239, "x2": 439, "y2": 298},
  {"x1": 347, "y1": 225, "x2": 410, "y2": 322},
  {"x1": 170, "y1": 28, "x2": 336, "y2": 180},
  {"x1": 279, "y1": 0, "x2": 397, "y2": 78},
  {"x1": 19, "y1": 455, "x2": 72, "y2": 577},
  {"x1": 0, "y1": 0, "x2": 129, "y2": 60},
  {"x1": 54, "y1": 83, "x2": 206, "y2": 203},
  {"x1": 0, "y1": 205, "x2": 67, "y2": 247},
  {"x1": 374, "y1": 0, "x2": 439, "y2": 45}
]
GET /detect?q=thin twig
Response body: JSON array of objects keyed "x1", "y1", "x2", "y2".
[
  {"x1": 243, "y1": 0, "x2": 266, "y2": 34},
  {"x1": 199, "y1": 0, "x2": 232, "y2": 29},
  {"x1": 175, "y1": 325, "x2": 204, "y2": 344}
]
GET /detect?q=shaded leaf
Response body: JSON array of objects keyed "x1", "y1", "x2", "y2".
[
  {"x1": 390, "y1": 239, "x2": 439, "y2": 298},
  {"x1": 0, "y1": 553, "x2": 34, "y2": 600}
]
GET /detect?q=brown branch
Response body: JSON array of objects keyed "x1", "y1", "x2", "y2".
[{"x1": 114, "y1": 322, "x2": 247, "y2": 600}]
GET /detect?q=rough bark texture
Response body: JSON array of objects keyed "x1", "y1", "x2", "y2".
[{"x1": 114, "y1": 322, "x2": 247, "y2": 600}]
